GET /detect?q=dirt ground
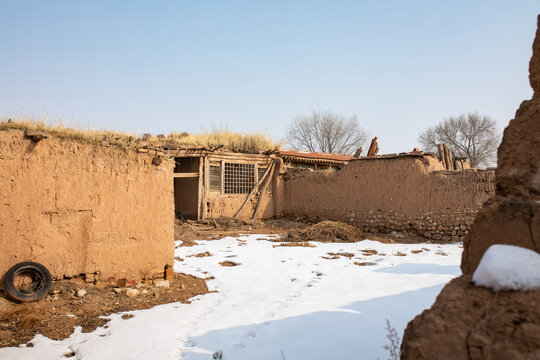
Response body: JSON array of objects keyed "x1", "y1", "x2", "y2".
[
  {"x1": 0, "y1": 273, "x2": 208, "y2": 348},
  {"x1": 175, "y1": 216, "x2": 432, "y2": 246},
  {"x1": 174, "y1": 216, "x2": 312, "y2": 246}
]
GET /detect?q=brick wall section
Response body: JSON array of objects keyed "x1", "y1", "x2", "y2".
[
  {"x1": 283, "y1": 156, "x2": 495, "y2": 241},
  {"x1": 0, "y1": 129, "x2": 174, "y2": 281}
]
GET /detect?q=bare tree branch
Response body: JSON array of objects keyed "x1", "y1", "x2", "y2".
[
  {"x1": 287, "y1": 109, "x2": 368, "y2": 155},
  {"x1": 418, "y1": 112, "x2": 500, "y2": 167}
]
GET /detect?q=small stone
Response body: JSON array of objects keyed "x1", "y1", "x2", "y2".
[
  {"x1": 76, "y1": 289, "x2": 87, "y2": 298},
  {"x1": 113, "y1": 288, "x2": 123, "y2": 294},
  {"x1": 141, "y1": 289, "x2": 149, "y2": 294},
  {"x1": 125, "y1": 289, "x2": 140, "y2": 297},
  {"x1": 154, "y1": 280, "x2": 170, "y2": 288}
]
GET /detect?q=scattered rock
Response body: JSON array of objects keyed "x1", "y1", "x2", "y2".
[
  {"x1": 112, "y1": 288, "x2": 123, "y2": 294},
  {"x1": 76, "y1": 289, "x2": 87, "y2": 298},
  {"x1": 154, "y1": 280, "x2": 170, "y2": 288},
  {"x1": 125, "y1": 289, "x2": 139, "y2": 297}
]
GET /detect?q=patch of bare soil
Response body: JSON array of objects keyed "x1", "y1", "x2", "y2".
[
  {"x1": 218, "y1": 261, "x2": 239, "y2": 267},
  {"x1": 354, "y1": 261, "x2": 377, "y2": 266},
  {"x1": 188, "y1": 251, "x2": 212, "y2": 258},
  {"x1": 272, "y1": 242, "x2": 316, "y2": 248},
  {"x1": 361, "y1": 249, "x2": 378, "y2": 256},
  {"x1": 0, "y1": 273, "x2": 208, "y2": 348},
  {"x1": 175, "y1": 216, "x2": 440, "y2": 245},
  {"x1": 175, "y1": 216, "x2": 313, "y2": 245}
]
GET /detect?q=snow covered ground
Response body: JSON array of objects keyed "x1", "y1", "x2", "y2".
[{"x1": 1, "y1": 235, "x2": 463, "y2": 360}]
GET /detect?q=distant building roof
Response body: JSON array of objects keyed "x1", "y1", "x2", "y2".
[
  {"x1": 353, "y1": 151, "x2": 436, "y2": 160},
  {"x1": 277, "y1": 150, "x2": 353, "y2": 163}
]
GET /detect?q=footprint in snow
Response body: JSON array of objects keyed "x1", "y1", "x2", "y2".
[
  {"x1": 232, "y1": 343, "x2": 247, "y2": 349},
  {"x1": 244, "y1": 331, "x2": 256, "y2": 338}
]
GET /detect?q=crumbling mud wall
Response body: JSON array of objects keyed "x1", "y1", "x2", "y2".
[
  {"x1": 401, "y1": 15, "x2": 540, "y2": 359},
  {"x1": 283, "y1": 156, "x2": 494, "y2": 241},
  {"x1": 0, "y1": 129, "x2": 174, "y2": 281}
]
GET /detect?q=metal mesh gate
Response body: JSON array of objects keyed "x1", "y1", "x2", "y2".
[{"x1": 224, "y1": 163, "x2": 255, "y2": 194}]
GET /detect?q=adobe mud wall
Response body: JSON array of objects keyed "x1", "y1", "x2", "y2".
[
  {"x1": 0, "y1": 129, "x2": 174, "y2": 281},
  {"x1": 283, "y1": 156, "x2": 495, "y2": 241},
  {"x1": 401, "y1": 16, "x2": 540, "y2": 359},
  {"x1": 207, "y1": 193, "x2": 274, "y2": 219}
]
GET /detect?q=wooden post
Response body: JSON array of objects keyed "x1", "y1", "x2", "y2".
[
  {"x1": 220, "y1": 160, "x2": 225, "y2": 195},
  {"x1": 437, "y1": 144, "x2": 445, "y2": 166},
  {"x1": 353, "y1": 147, "x2": 362, "y2": 159},
  {"x1": 197, "y1": 157, "x2": 203, "y2": 220},
  {"x1": 443, "y1": 144, "x2": 451, "y2": 170},
  {"x1": 367, "y1": 137, "x2": 378, "y2": 156},
  {"x1": 202, "y1": 156, "x2": 209, "y2": 218}
]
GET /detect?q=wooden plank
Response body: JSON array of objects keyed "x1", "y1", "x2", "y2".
[
  {"x1": 437, "y1": 144, "x2": 445, "y2": 165},
  {"x1": 173, "y1": 172, "x2": 199, "y2": 178},
  {"x1": 443, "y1": 144, "x2": 451, "y2": 170},
  {"x1": 202, "y1": 156, "x2": 209, "y2": 219},
  {"x1": 197, "y1": 158, "x2": 203, "y2": 220},
  {"x1": 220, "y1": 160, "x2": 225, "y2": 195},
  {"x1": 252, "y1": 162, "x2": 276, "y2": 220},
  {"x1": 233, "y1": 161, "x2": 274, "y2": 219},
  {"x1": 367, "y1": 137, "x2": 378, "y2": 156},
  {"x1": 353, "y1": 147, "x2": 362, "y2": 159}
]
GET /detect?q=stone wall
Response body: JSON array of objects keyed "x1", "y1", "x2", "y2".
[
  {"x1": 0, "y1": 129, "x2": 174, "y2": 281},
  {"x1": 282, "y1": 156, "x2": 495, "y2": 241}
]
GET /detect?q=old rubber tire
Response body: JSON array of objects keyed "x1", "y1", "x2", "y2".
[{"x1": 3, "y1": 262, "x2": 52, "y2": 302}]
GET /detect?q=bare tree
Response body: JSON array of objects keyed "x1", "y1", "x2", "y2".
[
  {"x1": 287, "y1": 109, "x2": 368, "y2": 154},
  {"x1": 418, "y1": 112, "x2": 500, "y2": 168}
]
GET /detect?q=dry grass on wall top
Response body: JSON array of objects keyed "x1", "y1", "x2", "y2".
[
  {"x1": 0, "y1": 117, "x2": 282, "y2": 153},
  {"x1": 167, "y1": 130, "x2": 283, "y2": 153}
]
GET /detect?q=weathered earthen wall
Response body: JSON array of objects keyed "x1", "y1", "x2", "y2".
[
  {"x1": 0, "y1": 129, "x2": 174, "y2": 281},
  {"x1": 283, "y1": 156, "x2": 494, "y2": 240},
  {"x1": 207, "y1": 193, "x2": 274, "y2": 219},
  {"x1": 401, "y1": 15, "x2": 540, "y2": 359}
]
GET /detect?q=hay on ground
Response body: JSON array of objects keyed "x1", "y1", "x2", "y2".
[{"x1": 286, "y1": 221, "x2": 364, "y2": 243}]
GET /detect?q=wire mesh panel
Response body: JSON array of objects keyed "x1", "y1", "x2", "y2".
[
  {"x1": 224, "y1": 163, "x2": 255, "y2": 194},
  {"x1": 209, "y1": 165, "x2": 221, "y2": 192}
]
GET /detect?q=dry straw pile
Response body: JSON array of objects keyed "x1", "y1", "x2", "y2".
[{"x1": 287, "y1": 221, "x2": 364, "y2": 243}]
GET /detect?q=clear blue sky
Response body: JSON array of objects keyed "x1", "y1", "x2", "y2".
[{"x1": 1, "y1": 1, "x2": 539, "y2": 153}]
